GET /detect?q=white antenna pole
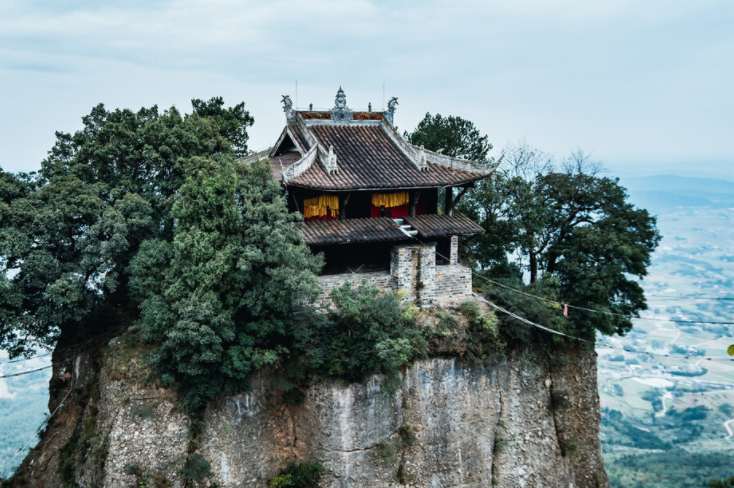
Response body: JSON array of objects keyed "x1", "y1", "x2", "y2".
[
  {"x1": 383, "y1": 82, "x2": 385, "y2": 110},
  {"x1": 296, "y1": 80, "x2": 298, "y2": 109}
]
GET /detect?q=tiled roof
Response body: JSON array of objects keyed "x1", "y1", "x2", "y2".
[
  {"x1": 302, "y1": 217, "x2": 411, "y2": 245},
  {"x1": 288, "y1": 124, "x2": 489, "y2": 190},
  {"x1": 287, "y1": 125, "x2": 311, "y2": 152},
  {"x1": 403, "y1": 214, "x2": 485, "y2": 238}
]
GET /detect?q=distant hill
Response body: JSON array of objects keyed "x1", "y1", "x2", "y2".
[{"x1": 620, "y1": 175, "x2": 734, "y2": 214}]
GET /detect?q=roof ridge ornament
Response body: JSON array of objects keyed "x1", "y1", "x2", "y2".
[
  {"x1": 385, "y1": 97, "x2": 398, "y2": 126},
  {"x1": 282, "y1": 95, "x2": 295, "y2": 122},
  {"x1": 417, "y1": 145, "x2": 428, "y2": 171},
  {"x1": 331, "y1": 87, "x2": 352, "y2": 124},
  {"x1": 324, "y1": 145, "x2": 339, "y2": 174}
]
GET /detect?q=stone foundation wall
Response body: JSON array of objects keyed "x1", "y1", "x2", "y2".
[
  {"x1": 435, "y1": 263, "x2": 473, "y2": 306},
  {"x1": 315, "y1": 270, "x2": 392, "y2": 309},
  {"x1": 315, "y1": 241, "x2": 473, "y2": 309}
]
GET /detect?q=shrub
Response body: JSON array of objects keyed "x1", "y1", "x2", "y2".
[
  {"x1": 459, "y1": 300, "x2": 504, "y2": 363},
  {"x1": 182, "y1": 453, "x2": 212, "y2": 483},
  {"x1": 269, "y1": 462, "x2": 325, "y2": 488},
  {"x1": 284, "y1": 282, "x2": 426, "y2": 386}
]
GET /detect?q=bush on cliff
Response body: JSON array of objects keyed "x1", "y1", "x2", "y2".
[{"x1": 282, "y1": 282, "x2": 426, "y2": 388}]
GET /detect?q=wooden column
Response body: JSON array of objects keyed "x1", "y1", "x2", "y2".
[{"x1": 409, "y1": 190, "x2": 421, "y2": 217}]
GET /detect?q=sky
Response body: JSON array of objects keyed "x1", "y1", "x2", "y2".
[{"x1": 0, "y1": 0, "x2": 732, "y2": 178}]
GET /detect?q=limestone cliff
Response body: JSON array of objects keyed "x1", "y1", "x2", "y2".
[{"x1": 9, "y1": 333, "x2": 609, "y2": 488}]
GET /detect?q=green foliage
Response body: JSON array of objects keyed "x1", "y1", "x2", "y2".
[
  {"x1": 0, "y1": 99, "x2": 253, "y2": 357},
  {"x1": 458, "y1": 299, "x2": 503, "y2": 363},
  {"x1": 404, "y1": 113, "x2": 493, "y2": 162},
  {"x1": 398, "y1": 425, "x2": 416, "y2": 448},
  {"x1": 479, "y1": 274, "x2": 568, "y2": 347},
  {"x1": 283, "y1": 282, "x2": 425, "y2": 387},
  {"x1": 551, "y1": 390, "x2": 569, "y2": 411},
  {"x1": 457, "y1": 142, "x2": 660, "y2": 339},
  {"x1": 666, "y1": 405, "x2": 710, "y2": 422},
  {"x1": 601, "y1": 408, "x2": 672, "y2": 450},
  {"x1": 719, "y1": 404, "x2": 734, "y2": 417},
  {"x1": 605, "y1": 450, "x2": 734, "y2": 488},
  {"x1": 182, "y1": 453, "x2": 212, "y2": 483},
  {"x1": 710, "y1": 475, "x2": 734, "y2": 488},
  {"x1": 191, "y1": 96, "x2": 254, "y2": 158},
  {"x1": 373, "y1": 442, "x2": 398, "y2": 466},
  {"x1": 129, "y1": 157, "x2": 322, "y2": 409},
  {"x1": 641, "y1": 389, "x2": 663, "y2": 412},
  {"x1": 268, "y1": 462, "x2": 325, "y2": 488},
  {"x1": 669, "y1": 368, "x2": 708, "y2": 377},
  {"x1": 58, "y1": 428, "x2": 81, "y2": 487}
]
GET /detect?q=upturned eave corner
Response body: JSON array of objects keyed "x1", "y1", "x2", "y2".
[{"x1": 238, "y1": 147, "x2": 272, "y2": 166}]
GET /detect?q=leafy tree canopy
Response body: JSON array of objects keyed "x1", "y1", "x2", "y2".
[
  {"x1": 129, "y1": 157, "x2": 322, "y2": 407},
  {"x1": 404, "y1": 114, "x2": 660, "y2": 341},
  {"x1": 0, "y1": 98, "x2": 264, "y2": 356},
  {"x1": 460, "y1": 143, "x2": 660, "y2": 338},
  {"x1": 405, "y1": 113, "x2": 493, "y2": 162}
]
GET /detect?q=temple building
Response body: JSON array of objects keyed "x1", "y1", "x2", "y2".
[{"x1": 242, "y1": 88, "x2": 498, "y2": 307}]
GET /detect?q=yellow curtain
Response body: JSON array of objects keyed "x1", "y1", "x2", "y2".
[
  {"x1": 371, "y1": 191, "x2": 410, "y2": 208},
  {"x1": 304, "y1": 194, "x2": 340, "y2": 218}
]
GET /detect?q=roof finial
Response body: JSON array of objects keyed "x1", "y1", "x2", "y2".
[
  {"x1": 282, "y1": 95, "x2": 295, "y2": 122},
  {"x1": 385, "y1": 97, "x2": 399, "y2": 126},
  {"x1": 331, "y1": 87, "x2": 352, "y2": 123}
]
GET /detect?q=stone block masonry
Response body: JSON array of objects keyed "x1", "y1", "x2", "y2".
[
  {"x1": 314, "y1": 270, "x2": 392, "y2": 310},
  {"x1": 450, "y1": 235, "x2": 459, "y2": 264},
  {"x1": 435, "y1": 263, "x2": 472, "y2": 306},
  {"x1": 314, "y1": 239, "x2": 472, "y2": 309}
]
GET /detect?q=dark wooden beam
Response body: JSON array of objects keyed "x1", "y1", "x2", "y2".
[
  {"x1": 339, "y1": 193, "x2": 351, "y2": 220},
  {"x1": 409, "y1": 190, "x2": 422, "y2": 217}
]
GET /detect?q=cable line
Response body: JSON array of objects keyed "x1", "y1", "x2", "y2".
[
  {"x1": 0, "y1": 365, "x2": 53, "y2": 379},
  {"x1": 0, "y1": 385, "x2": 74, "y2": 475},
  {"x1": 0, "y1": 328, "x2": 120, "y2": 365},
  {"x1": 414, "y1": 234, "x2": 734, "y2": 325}
]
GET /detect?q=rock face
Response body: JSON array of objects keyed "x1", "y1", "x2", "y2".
[{"x1": 13, "y1": 344, "x2": 609, "y2": 488}]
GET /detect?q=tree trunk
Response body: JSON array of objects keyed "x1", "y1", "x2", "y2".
[{"x1": 529, "y1": 252, "x2": 538, "y2": 284}]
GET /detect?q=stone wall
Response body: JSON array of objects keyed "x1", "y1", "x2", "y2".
[
  {"x1": 315, "y1": 241, "x2": 472, "y2": 309},
  {"x1": 315, "y1": 270, "x2": 392, "y2": 309},
  {"x1": 435, "y1": 263, "x2": 473, "y2": 306}
]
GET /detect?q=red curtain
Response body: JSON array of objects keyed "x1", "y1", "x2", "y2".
[{"x1": 370, "y1": 204, "x2": 423, "y2": 219}]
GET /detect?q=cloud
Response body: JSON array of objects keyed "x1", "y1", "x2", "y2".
[{"x1": 0, "y1": 0, "x2": 732, "y2": 173}]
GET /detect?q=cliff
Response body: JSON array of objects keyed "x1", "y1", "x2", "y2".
[{"x1": 9, "y1": 331, "x2": 609, "y2": 488}]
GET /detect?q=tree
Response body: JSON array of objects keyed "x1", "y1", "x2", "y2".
[
  {"x1": 460, "y1": 143, "x2": 661, "y2": 338},
  {"x1": 191, "y1": 97, "x2": 254, "y2": 158},
  {"x1": 0, "y1": 100, "x2": 255, "y2": 356},
  {"x1": 404, "y1": 112, "x2": 660, "y2": 340},
  {"x1": 128, "y1": 158, "x2": 322, "y2": 407},
  {"x1": 404, "y1": 113, "x2": 497, "y2": 214},
  {"x1": 405, "y1": 113, "x2": 493, "y2": 162}
]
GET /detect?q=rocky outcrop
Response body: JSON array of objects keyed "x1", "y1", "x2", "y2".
[{"x1": 11, "y1": 341, "x2": 608, "y2": 487}]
